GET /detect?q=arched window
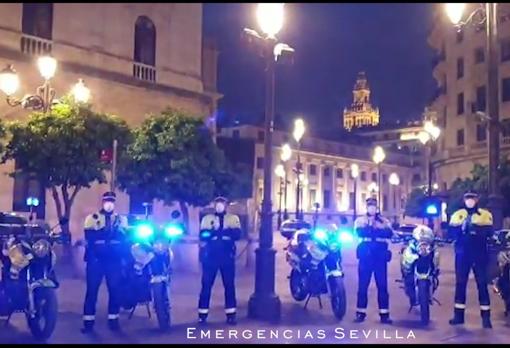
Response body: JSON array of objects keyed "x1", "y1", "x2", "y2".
[
  {"x1": 134, "y1": 16, "x2": 156, "y2": 66},
  {"x1": 22, "y1": 3, "x2": 53, "y2": 40}
]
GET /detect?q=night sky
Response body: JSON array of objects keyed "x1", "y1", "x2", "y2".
[{"x1": 203, "y1": 3, "x2": 438, "y2": 133}]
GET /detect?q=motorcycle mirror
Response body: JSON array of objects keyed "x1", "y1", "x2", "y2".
[{"x1": 171, "y1": 210, "x2": 181, "y2": 219}]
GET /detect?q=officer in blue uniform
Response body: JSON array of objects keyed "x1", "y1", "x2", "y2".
[
  {"x1": 81, "y1": 192, "x2": 128, "y2": 333},
  {"x1": 353, "y1": 197, "x2": 394, "y2": 324},
  {"x1": 448, "y1": 190, "x2": 493, "y2": 328},
  {"x1": 198, "y1": 197, "x2": 242, "y2": 325}
]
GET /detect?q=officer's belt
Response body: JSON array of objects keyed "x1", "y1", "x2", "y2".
[
  {"x1": 93, "y1": 240, "x2": 122, "y2": 245},
  {"x1": 360, "y1": 237, "x2": 388, "y2": 243}
]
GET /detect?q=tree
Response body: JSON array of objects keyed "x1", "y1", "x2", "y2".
[
  {"x1": 404, "y1": 187, "x2": 428, "y2": 218},
  {"x1": 2, "y1": 98, "x2": 131, "y2": 236},
  {"x1": 118, "y1": 108, "x2": 245, "y2": 231}
]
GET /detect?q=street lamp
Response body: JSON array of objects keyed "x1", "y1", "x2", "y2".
[
  {"x1": 444, "y1": 3, "x2": 504, "y2": 230},
  {"x1": 280, "y1": 143, "x2": 292, "y2": 220},
  {"x1": 0, "y1": 56, "x2": 90, "y2": 113},
  {"x1": 350, "y1": 163, "x2": 360, "y2": 223},
  {"x1": 245, "y1": 3, "x2": 293, "y2": 322},
  {"x1": 275, "y1": 163, "x2": 285, "y2": 229},
  {"x1": 389, "y1": 172, "x2": 400, "y2": 223},
  {"x1": 372, "y1": 146, "x2": 386, "y2": 210},
  {"x1": 293, "y1": 118, "x2": 306, "y2": 220}
]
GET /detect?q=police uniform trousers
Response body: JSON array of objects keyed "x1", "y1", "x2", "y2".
[
  {"x1": 356, "y1": 248, "x2": 390, "y2": 316},
  {"x1": 198, "y1": 249, "x2": 236, "y2": 317},
  {"x1": 83, "y1": 245, "x2": 122, "y2": 323},
  {"x1": 453, "y1": 251, "x2": 490, "y2": 312}
]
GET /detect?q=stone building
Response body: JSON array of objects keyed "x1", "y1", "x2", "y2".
[
  {"x1": 343, "y1": 71, "x2": 380, "y2": 131},
  {"x1": 0, "y1": 3, "x2": 220, "y2": 238},
  {"x1": 218, "y1": 124, "x2": 420, "y2": 232},
  {"x1": 428, "y1": 3, "x2": 510, "y2": 191}
]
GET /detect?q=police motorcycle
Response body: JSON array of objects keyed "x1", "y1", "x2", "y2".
[
  {"x1": 280, "y1": 216, "x2": 353, "y2": 320},
  {"x1": 0, "y1": 212, "x2": 67, "y2": 340},
  {"x1": 395, "y1": 225, "x2": 447, "y2": 325},
  {"x1": 120, "y1": 209, "x2": 184, "y2": 330},
  {"x1": 488, "y1": 229, "x2": 510, "y2": 316}
]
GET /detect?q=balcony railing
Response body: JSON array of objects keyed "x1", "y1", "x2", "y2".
[
  {"x1": 20, "y1": 34, "x2": 52, "y2": 56},
  {"x1": 133, "y1": 62, "x2": 156, "y2": 83}
]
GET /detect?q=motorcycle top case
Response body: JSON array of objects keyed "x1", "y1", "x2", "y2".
[{"x1": 280, "y1": 220, "x2": 312, "y2": 240}]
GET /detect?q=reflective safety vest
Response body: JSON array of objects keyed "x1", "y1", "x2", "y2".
[{"x1": 449, "y1": 208, "x2": 493, "y2": 255}]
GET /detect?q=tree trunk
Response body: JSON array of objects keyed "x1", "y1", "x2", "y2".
[{"x1": 179, "y1": 201, "x2": 189, "y2": 234}]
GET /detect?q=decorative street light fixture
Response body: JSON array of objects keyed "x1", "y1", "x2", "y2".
[
  {"x1": 372, "y1": 146, "x2": 386, "y2": 210},
  {"x1": 350, "y1": 163, "x2": 360, "y2": 223},
  {"x1": 275, "y1": 163, "x2": 285, "y2": 229},
  {"x1": 293, "y1": 118, "x2": 306, "y2": 220},
  {"x1": 280, "y1": 143, "x2": 292, "y2": 221},
  {"x1": 0, "y1": 56, "x2": 90, "y2": 113},
  {"x1": 244, "y1": 3, "x2": 294, "y2": 322},
  {"x1": 388, "y1": 172, "x2": 400, "y2": 223},
  {"x1": 444, "y1": 3, "x2": 504, "y2": 230}
]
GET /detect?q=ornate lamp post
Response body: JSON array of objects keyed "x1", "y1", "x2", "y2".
[
  {"x1": 293, "y1": 118, "x2": 305, "y2": 220},
  {"x1": 275, "y1": 163, "x2": 285, "y2": 229},
  {"x1": 244, "y1": 3, "x2": 294, "y2": 322},
  {"x1": 445, "y1": 3, "x2": 504, "y2": 230},
  {"x1": 372, "y1": 146, "x2": 386, "y2": 211},
  {"x1": 388, "y1": 172, "x2": 400, "y2": 223},
  {"x1": 0, "y1": 55, "x2": 90, "y2": 113},
  {"x1": 280, "y1": 143, "x2": 292, "y2": 221},
  {"x1": 350, "y1": 163, "x2": 360, "y2": 223}
]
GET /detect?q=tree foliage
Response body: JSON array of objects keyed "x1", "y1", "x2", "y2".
[
  {"x1": 404, "y1": 187, "x2": 428, "y2": 218},
  {"x1": 2, "y1": 98, "x2": 131, "y2": 233}
]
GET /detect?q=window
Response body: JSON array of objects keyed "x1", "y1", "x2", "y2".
[
  {"x1": 309, "y1": 189, "x2": 317, "y2": 208},
  {"x1": 12, "y1": 164, "x2": 45, "y2": 219},
  {"x1": 371, "y1": 172, "x2": 377, "y2": 182},
  {"x1": 475, "y1": 47, "x2": 485, "y2": 64},
  {"x1": 323, "y1": 190, "x2": 331, "y2": 209},
  {"x1": 501, "y1": 39, "x2": 510, "y2": 62},
  {"x1": 476, "y1": 85, "x2": 486, "y2": 112},
  {"x1": 257, "y1": 130, "x2": 265, "y2": 142},
  {"x1": 383, "y1": 195, "x2": 388, "y2": 212},
  {"x1": 232, "y1": 130, "x2": 240, "y2": 139},
  {"x1": 476, "y1": 124, "x2": 487, "y2": 142},
  {"x1": 382, "y1": 174, "x2": 387, "y2": 183},
  {"x1": 336, "y1": 168, "x2": 343, "y2": 179},
  {"x1": 256, "y1": 157, "x2": 264, "y2": 169},
  {"x1": 456, "y1": 129, "x2": 465, "y2": 146},
  {"x1": 134, "y1": 16, "x2": 156, "y2": 66},
  {"x1": 361, "y1": 171, "x2": 367, "y2": 181},
  {"x1": 456, "y1": 29, "x2": 464, "y2": 43},
  {"x1": 336, "y1": 192, "x2": 343, "y2": 210},
  {"x1": 323, "y1": 166, "x2": 330, "y2": 177},
  {"x1": 361, "y1": 193, "x2": 367, "y2": 203},
  {"x1": 457, "y1": 92, "x2": 464, "y2": 115},
  {"x1": 309, "y1": 164, "x2": 317, "y2": 176},
  {"x1": 502, "y1": 78, "x2": 510, "y2": 102},
  {"x1": 456, "y1": 58, "x2": 464, "y2": 79},
  {"x1": 22, "y1": 3, "x2": 53, "y2": 40}
]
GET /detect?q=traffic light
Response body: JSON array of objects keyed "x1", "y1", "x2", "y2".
[{"x1": 424, "y1": 196, "x2": 441, "y2": 217}]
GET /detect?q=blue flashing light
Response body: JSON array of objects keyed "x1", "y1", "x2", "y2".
[
  {"x1": 135, "y1": 223, "x2": 154, "y2": 240},
  {"x1": 426, "y1": 204, "x2": 438, "y2": 215},
  {"x1": 26, "y1": 197, "x2": 40, "y2": 207},
  {"x1": 313, "y1": 228, "x2": 328, "y2": 242},
  {"x1": 165, "y1": 224, "x2": 184, "y2": 238},
  {"x1": 201, "y1": 230, "x2": 211, "y2": 239},
  {"x1": 338, "y1": 229, "x2": 354, "y2": 244}
]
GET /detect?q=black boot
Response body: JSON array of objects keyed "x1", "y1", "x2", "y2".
[
  {"x1": 80, "y1": 320, "x2": 94, "y2": 334},
  {"x1": 226, "y1": 313, "x2": 237, "y2": 326},
  {"x1": 198, "y1": 313, "x2": 208, "y2": 325},
  {"x1": 354, "y1": 312, "x2": 366, "y2": 323},
  {"x1": 449, "y1": 308, "x2": 465, "y2": 325},
  {"x1": 481, "y1": 310, "x2": 492, "y2": 329},
  {"x1": 108, "y1": 319, "x2": 120, "y2": 331},
  {"x1": 380, "y1": 313, "x2": 393, "y2": 324}
]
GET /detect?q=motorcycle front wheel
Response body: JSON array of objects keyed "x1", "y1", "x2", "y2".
[
  {"x1": 329, "y1": 276, "x2": 346, "y2": 321},
  {"x1": 26, "y1": 287, "x2": 58, "y2": 340},
  {"x1": 289, "y1": 269, "x2": 308, "y2": 301},
  {"x1": 417, "y1": 279, "x2": 431, "y2": 325},
  {"x1": 152, "y1": 282, "x2": 170, "y2": 330}
]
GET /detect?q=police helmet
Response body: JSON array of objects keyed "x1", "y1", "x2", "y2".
[
  {"x1": 102, "y1": 191, "x2": 116, "y2": 202},
  {"x1": 213, "y1": 196, "x2": 229, "y2": 204},
  {"x1": 463, "y1": 190, "x2": 479, "y2": 200},
  {"x1": 366, "y1": 197, "x2": 378, "y2": 206}
]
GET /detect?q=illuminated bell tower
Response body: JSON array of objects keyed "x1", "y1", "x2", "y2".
[{"x1": 343, "y1": 71, "x2": 380, "y2": 131}]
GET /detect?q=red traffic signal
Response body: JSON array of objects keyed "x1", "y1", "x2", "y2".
[{"x1": 100, "y1": 149, "x2": 113, "y2": 163}]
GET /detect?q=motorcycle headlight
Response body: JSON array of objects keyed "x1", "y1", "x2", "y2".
[
  {"x1": 134, "y1": 223, "x2": 155, "y2": 240},
  {"x1": 32, "y1": 239, "x2": 51, "y2": 258}
]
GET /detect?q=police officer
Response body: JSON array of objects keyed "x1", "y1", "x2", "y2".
[
  {"x1": 81, "y1": 192, "x2": 128, "y2": 333},
  {"x1": 198, "y1": 196, "x2": 242, "y2": 325},
  {"x1": 448, "y1": 190, "x2": 493, "y2": 328},
  {"x1": 353, "y1": 197, "x2": 394, "y2": 324}
]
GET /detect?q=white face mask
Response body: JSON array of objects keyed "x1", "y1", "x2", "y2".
[
  {"x1": 103, "y1": 202, "x2": 115, "y2": 213},
  {"x1": 465, "y1": 199, "x2": 476, "y2": 209},
  {"x1": 367, "y1": 205, "x2": 377, "y2": 216},
  {"x1": 215, "y1": 202, "x2": 226, "y2": 214}
]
